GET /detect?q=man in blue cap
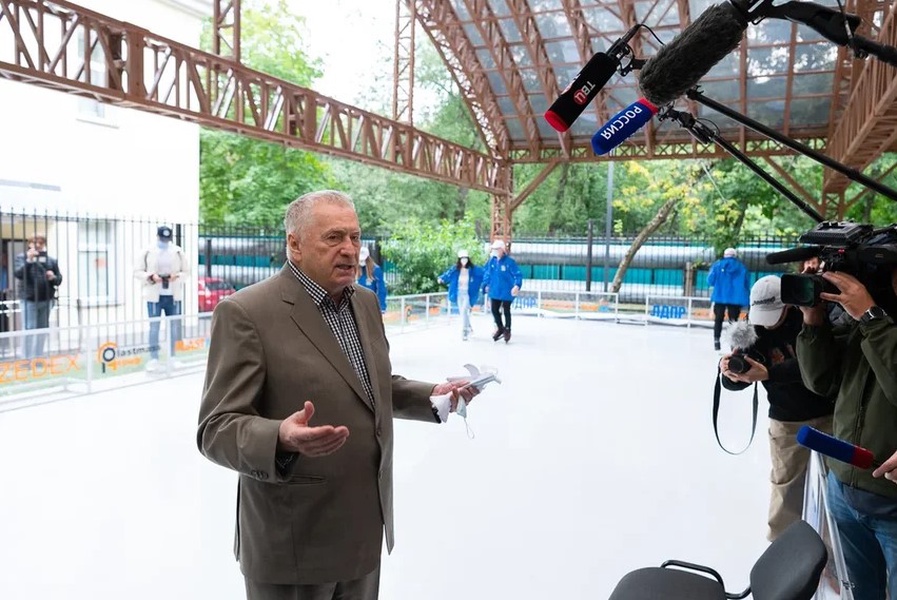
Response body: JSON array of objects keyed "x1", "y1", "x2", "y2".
[{"x1": 134, "y1": 225, "x2": 190, "y2": 370}]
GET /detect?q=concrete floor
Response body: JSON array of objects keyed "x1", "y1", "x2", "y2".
[{"x1": 0, "y1": 312, "x2": 774, "y2": 599}]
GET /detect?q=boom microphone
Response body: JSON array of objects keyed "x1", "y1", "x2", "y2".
[
  {"x1": 638, "y1": 1, "x2": 749, "y2": 107},
  {"x1": 545, "y1": 25, "x2": 641, "y2": 132},
  {"x1": 591, "y1": 98, "x2": 658, "y2": 155},
  {"x1": 765, "y1": 246, "x2": 823, "y2": 265},
  {"x1": 797, "y1": 426, "x2": 880, "y2": 469}
]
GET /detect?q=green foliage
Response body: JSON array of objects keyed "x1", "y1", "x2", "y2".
[
  {"x1": 380, "y1": 217, "x2": 485, "y2": 295},
  {"x1": 199, "y1": 0, "x2": 330, "y2": 226}
]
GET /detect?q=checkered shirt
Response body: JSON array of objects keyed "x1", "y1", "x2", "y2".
[{"x1": 287, "y1": 261, "x2": 375, "y2": 409}]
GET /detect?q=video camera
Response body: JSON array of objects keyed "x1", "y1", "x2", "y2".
[{"x1": 766, "y1": 221, "x2": 897, "y2": 307}]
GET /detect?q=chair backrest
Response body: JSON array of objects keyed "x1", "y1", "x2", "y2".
[{"x1": 750, "y1": 520, "x2": 827, "y2": 600}]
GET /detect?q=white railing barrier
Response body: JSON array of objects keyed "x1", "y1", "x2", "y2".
[{"x1": 804, "y1": 452, "x2": 855, "y2": 600}]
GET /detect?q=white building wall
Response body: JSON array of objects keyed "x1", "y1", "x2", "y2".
[{"x1": 0, "y1": 0, "x2": 211, "y2": 332}]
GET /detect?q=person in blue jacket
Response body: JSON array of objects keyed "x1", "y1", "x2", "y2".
[
  {"x1": 438, "y1": 249, "x2": 485, "y2": 341},
  {"x1": 356, "y1": 246, "x2": 387, "y2": 313},
  {"x1": 708, "y1": 247, "x2": 750, "y2": 350},
  {"x1": 482, "y1": 239, "x2": 523, "y2": 343}
]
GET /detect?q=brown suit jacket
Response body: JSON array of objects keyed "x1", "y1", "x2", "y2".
[{"x1": 197, "y1": 266, "x2": 436, "y2": 585}]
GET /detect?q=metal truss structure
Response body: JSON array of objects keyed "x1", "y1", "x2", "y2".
[
  {"x1": 1, "y1": 0, "x2": 896, "y2": 236},
  {"x1": 0, "y1": 0, "x2": 510, "y2": 196}
]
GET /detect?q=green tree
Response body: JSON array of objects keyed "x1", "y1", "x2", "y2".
[
  {"x1": 380, "y1": 217, "x2": 485, "y2": 294},
  {"x1": 199, "y1": 0, "x2": 331, "y2": 225}
]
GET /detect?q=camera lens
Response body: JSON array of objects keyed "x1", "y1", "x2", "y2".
[{"x1": 728, "y1": 355, "x2": 750, "y2": 374}]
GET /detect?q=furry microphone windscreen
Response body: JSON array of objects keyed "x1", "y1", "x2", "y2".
[
  {"x1": 721, "y1": 319, "x2": 758, "y2": 351},
  {"x1": 638, "y1": 2, "x2": 748, "y2": 107}
]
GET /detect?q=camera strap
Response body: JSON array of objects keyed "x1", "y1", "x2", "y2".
[{"x1": 712, "y1": 368, "x2": 758, "y2": 455}]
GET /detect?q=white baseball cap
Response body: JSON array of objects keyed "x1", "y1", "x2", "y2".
[
  {"x1": 724, "y1": 247, "x2": 737, "y2": 257},
  {"x1": 457, "y1": 249, "x2": 469, "y2": 258},
  {"x1": 491, "y1": 239, "x2": 506, "y2": 250},
  {"x1": 749, "y1": 275, "x2": 786, "y2": 327}
]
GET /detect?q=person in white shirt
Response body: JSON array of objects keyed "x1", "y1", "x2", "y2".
[{"x1": 134, "y1": 225, "x2": 190, "y2": 370}]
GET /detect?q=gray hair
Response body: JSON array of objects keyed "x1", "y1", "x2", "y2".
[{"x1": 283, "y1": 190, "x2": 356, "y2": 240}]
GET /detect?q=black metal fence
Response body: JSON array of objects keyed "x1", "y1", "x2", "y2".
[{"x1": 0, "y1": 209, "x2": 804, "y2": 343}]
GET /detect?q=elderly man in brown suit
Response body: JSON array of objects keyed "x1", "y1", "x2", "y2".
[{"x1": 197, "y1": 190, "x2": 477, "y2": 600}]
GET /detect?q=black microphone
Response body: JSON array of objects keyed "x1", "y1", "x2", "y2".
[
  {"x1": 638, "y1": 1, "x2": 752, "y2": 107},
  {"x1": 545, "y1": 26, "x2": 640, "y2": 132},
  {"x1": 765, "y1": 246, "x2": 823, "y2": 265}
]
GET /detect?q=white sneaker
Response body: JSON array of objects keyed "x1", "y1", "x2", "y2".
[
  {"x1": 145, "y1": 358, "x2": 160, "y2": 372},
  {"x1": 170, "y1": 359, "x2": 185, "y2": 370}
]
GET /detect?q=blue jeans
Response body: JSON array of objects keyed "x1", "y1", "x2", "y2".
[
  {"x1": 22, "y1": 300, "x2": 52, "y2": 358},
  {"x1": 826, "y1": 471, "x2": 897, "y2": 599},
  {"x1": 458, "y1": 294, "x2": 471, "y2": 336},
  {"x1": 147, "y1": 297, "x2": 181, "y2": 360}
]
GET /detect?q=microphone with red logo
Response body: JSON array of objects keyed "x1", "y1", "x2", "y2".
[{"x1": 544, "y1": 26, "x2": 641, "y2": 132}]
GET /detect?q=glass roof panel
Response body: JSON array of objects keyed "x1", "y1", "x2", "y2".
[
  {"x1": 792, "y1": 72, "x2": 834, "y2": 96},
  {"x1": 498, "y1": 18, "x2": 523, "y2": 43},
  {"x1": 747, "y1": 75, "x2": 787, "y2": 100},
  {"x1": 510, "y1": 44, "x2": 532, "y2": 68},
  {"x1": 529, "y1": 0, "x2": 560, "y2": 11},
  {"x1": 580, "y1": 6, "x2": 625, "y2": 35},
  {"x1": 747, "y1": 99, "x2": 787, "y2": 128},
  {"x1": 747, "y1": 47, "x2": 793, "y2": 78},
  {"x1": 635, "y1": 0, "x2": 680, "y2": 27},
  {"x1": 505, "y1": 117, "x2": 525, "y2": 141},
  {"x1": 543, "y1": 39, "x2": 583, "y2": 66},
  {"x1": 696, "y1": 79, "x2": 740, "y2": 103},
  {"x1": 706, "y1": 53, "x2": 740, "y2": 79},
  {"x1": 793, "y1": 44, "x2": 838, "y2": 71},
  {"x1": 789, "y1": 98, "x2": 831, "y2": 127},
  {"x1": 476, "y1": 48, "x2": 497, "y2": 71},
  {"x1": 462, "y1": 22, "x2": 484, "y2": 47},
  {"x1": 486, "y1": 70, "x2": 510, "y2": 97},
  {"x1": 451, "y1": 0, "x2": 470, "y2": 22},
  {"x1": 696, "y1": 104, "x2": 741, "y2": 132},
  {"x1": 748, "y1": 20, "x2": 793, "y2": 45},
  {"x1": 534, "y1": 12, "x2": 572, "y2": 40},
  {"x1": 489, "y1": 0, "x2": 512, "y2": 18},
  {"x1": 520, "y1": 68, "x2": 544, "y2": 94},
  {"x1": 497, "y1": 96, "x2": 517, "y2": 117}
]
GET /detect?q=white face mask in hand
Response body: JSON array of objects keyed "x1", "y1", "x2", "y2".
[{"x1": 430, "y1": 391, "x2": 474, "y2": 438}]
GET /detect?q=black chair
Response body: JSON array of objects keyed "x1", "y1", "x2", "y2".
[{"x1": 608, "y1": 520, "x2": 827, "y2": 600}]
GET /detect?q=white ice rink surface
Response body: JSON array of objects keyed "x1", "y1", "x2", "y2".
[{"x1": 0, "y1": 314, "x2": 775, "y2": 600}]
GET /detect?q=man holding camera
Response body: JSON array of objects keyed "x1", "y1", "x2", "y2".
[
  {"x1": 14, "y1": 234, "x2": 63, "y2": 358},
  {"x1": 720, "y1": 275, "x2": 834, "y2": 542},
  {"x1": 797, "y1": 267, "x2": 897, "y2": 600},
  {"x1": 135, "y1": 225, "x2": 190, "y2": 371}
]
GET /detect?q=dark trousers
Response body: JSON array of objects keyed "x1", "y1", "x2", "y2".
[
  {"x1": 244, "y1": 565, "x2": 380, "y2": 600},
  {"x1": 713, "y1": 303, "x2": 742, "y2": 340},
  {"x1": 491, "y1": 298, "x2": 512, "y2": 331}
]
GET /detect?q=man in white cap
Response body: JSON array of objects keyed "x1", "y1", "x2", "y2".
[
  {"x1": 708, "y1": 246, "x2": 750, "y2": 350},
  {"x1": 719, "y1": 275, "x2": 833, "y2": 541},
  {"x1": 481, "y1": 239, "x2": 523, "y2": 343}
]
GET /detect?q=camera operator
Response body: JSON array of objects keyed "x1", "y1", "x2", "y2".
[
  {"x1": 719, "y1": 275, "x2": 834, "y2": 542},
  {"x1": 14, "y1": 234, "x2": 62, "y2": 358},
  {"x1": 135, "y1": 225, "x2": 189, "y2": 371},
  {"x1": 797, "y1": 268, "x2": 897, "y2": 600}
]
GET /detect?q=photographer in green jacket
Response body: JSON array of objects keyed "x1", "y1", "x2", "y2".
[{"x1": 797, "y1": 268, "x2": 897, "y2": 600}]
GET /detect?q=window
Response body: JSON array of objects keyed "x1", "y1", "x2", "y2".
[
  {"x1": 77, "y1": 220, "x2": 118, "y2": 305},
  {"x1": 75, "y1": 30, "x2": 111, "y2": 122}
]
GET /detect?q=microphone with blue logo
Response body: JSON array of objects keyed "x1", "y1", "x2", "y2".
[{"x1": 591, "y1": 98, "x2": 658, "y2": 155}]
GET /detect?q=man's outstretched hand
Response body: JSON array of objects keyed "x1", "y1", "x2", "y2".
[{"x1": 278, "y1": 401, "x2": 349, "y2": 457}]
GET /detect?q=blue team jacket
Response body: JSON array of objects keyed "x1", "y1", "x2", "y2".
[
  {"x1": 357, "y1": 264, "x2": 388, "y2": 312},
  {"x1": 438, "y1": 264, "x2": 485, "y2": 305},
  {"x1": 482, "y1": 255, "x2": 523, "y2": 302},
  {"x1": 708, "y1": 256, "x2": 750, "y2": 306}
]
